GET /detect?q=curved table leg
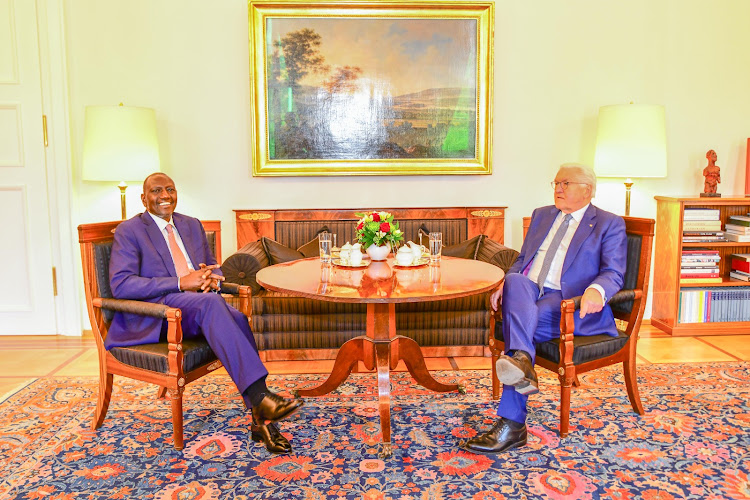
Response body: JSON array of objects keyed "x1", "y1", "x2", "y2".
[
  {"x1": 396, "y1": 335, "x2": 461, "y2": 393},
  {"x1": 296, "y1": 337, "x2": 366, "y2": 397},
  {"x1": 375, "y1": 342, "x2": 393, "y2": 458}
]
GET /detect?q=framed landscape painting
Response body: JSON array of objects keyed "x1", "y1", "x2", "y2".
[{"x1": 248, "y1": 0, "x2": 494, "y2": 176}]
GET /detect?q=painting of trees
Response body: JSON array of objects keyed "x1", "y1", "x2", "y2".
[{"x1": 262, "y1": 17, "x2": 480, "y2": 162}]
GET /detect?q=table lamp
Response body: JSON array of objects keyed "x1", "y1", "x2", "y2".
[
  {"x1": 594, "y1": 103, "x2": 667, "y2": 216},
  {"x1": 82, "y1": 104, "x2": 160, "y2": 219}
]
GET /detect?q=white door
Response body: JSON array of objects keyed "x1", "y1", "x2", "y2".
[{"x1": 0, "y1": 0, "x2": 57, "y2": 334}]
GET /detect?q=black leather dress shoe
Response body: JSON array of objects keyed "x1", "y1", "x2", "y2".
[
  {"x1": 460, "y1": 418, "x2": 528, "y2": 454},
  {"x1": 251, "y1": 422, "x2": 292, "y2": 454},
  {"x1": 495, "y1": 350, "x2": 539, "y2": 395},
  {"x1": 252, "y1": 392, "x2": 304, "y2": 425}
]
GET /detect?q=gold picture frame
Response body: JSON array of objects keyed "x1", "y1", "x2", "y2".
[{"x1": 249, "y1": 0, "x2": 494, "y2": 176}]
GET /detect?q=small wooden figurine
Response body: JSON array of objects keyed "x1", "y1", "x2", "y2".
[{"x1": 701, "y1": 149, "x2": 721, "y2": 197}]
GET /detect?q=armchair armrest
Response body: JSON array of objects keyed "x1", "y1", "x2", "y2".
[
  {"x1": 561, "y1": 289, "x2": 642, "y2": 311},
  {"x1": 93, "y1": 297, "x2": 184, "y2": 347},
  {"x1": 560, "y1": 289, "x2": 643, "y2": 339},
  {"x1": 219, "y1": 282, "x2": 252, "y2": 318},
  {"x1": 218, "y1": 282, "x2": 250, "y2": 296},
  {"x1": 94, "y1": 297, "x2": 174, "y2": 318}
]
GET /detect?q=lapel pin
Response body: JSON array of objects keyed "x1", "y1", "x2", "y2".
[{"x1": 589, "y1": 224, "x2": 593, "y2": 227}]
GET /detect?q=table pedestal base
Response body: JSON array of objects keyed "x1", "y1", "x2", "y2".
[{"x1": 295, "y1": 303, "x2": 463, "y2": 457}]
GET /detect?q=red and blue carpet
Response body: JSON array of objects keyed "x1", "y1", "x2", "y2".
[{"x1": 0, "y1": 363, "x2": 748, "y2": 499}]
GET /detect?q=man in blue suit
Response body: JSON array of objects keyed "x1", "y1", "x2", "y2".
[
  {"x1": 108, "y1": 172, "x2": 302, "y2": 453},
  {"x1": 462, "y1": 164, "x2": 626, "y2": 454}
]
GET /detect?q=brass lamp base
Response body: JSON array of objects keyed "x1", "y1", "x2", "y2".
[
  {"x1": 624, "y1": 179, "x2": 634, "y2": 216},
  {"x1": 118, "y1": 181, "x2": 128, "y2": 220}
]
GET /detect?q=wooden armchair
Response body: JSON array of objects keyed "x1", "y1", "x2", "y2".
[
  {"x1": 78, "y1": 220, "x2": 251, "y2": 450},
  {"x1": 489, "y1": 216, "x2": 655, "y2": 437}
]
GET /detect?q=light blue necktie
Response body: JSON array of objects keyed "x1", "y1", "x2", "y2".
[{"x1": 536, "y1": 213, "x2": 573, "y2": 296}]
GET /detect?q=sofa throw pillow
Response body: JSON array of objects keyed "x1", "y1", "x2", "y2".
[
  {"x1": 442, "y1": 234, "x2": 483, "y2": 260},
  {"x1": 296, "y1": 237, "x2": 321, "y2": 258},
  {"x1": 476, "y1": 236, "x2": 519, "y2": 273},
  {"x1": 220, "y1": 240, "x2": 269, "y2": 294},
  {"x1": 262, "y1": 237, "x2": 304, "y2": 264},
  {"x1": 296, "y1": 225, "x2": 333, "y2": 258}
]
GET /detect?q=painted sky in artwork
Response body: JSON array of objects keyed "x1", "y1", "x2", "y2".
[{"x1": 266, "y1": 17, "x2": 477, "y2": 96}]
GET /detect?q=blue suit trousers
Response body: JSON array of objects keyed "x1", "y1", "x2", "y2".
[
  {"x1": 162, "y1": 292, "x2": 268, "y2": 395},
  {"x1": 496, "y1": 273, "x2": 563, "y2": 424}
]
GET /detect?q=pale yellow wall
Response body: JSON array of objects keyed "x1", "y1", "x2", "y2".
[{"x1": 64, "y1": 0, "x2": 750, "y2": 318}]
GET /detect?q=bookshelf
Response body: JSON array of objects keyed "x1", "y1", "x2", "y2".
[{"x1": 652, "y1": 196, "x2": 750, "y2": 336}]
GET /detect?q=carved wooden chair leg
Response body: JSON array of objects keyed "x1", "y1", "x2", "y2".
[
  {"x1": 92, "y1": 372, "x2": 113, "y2": 429},
  {"x1": 169, "y1": 389, "x2": 185, "y2": 450},
  {"x1": 156, "y1": 386, "x2": 168, "y2": 399},
  {"x1": 558, "y1": 370, "x2": 574, "y2": 438},
  {"x1": 623, "y1": 357, "x2": 644, "y2": 414},
  {"x1": 573, "y1": 375, "x2": 582, "y2": 387},
  {"x1": 491, "y1": 351, "x2": 500, "y2": 400}
]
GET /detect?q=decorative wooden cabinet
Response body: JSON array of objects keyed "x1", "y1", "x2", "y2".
[{"x1": 652, "y1": 196, "x2": 750, "y2": 336}]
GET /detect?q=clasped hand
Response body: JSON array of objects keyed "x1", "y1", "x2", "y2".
[{"x1": 180, "y1": 263, "x2": 225, "y2": 293}]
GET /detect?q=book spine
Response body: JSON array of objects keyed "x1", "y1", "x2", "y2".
[{"x1": 727, "y1": 218, "x2": 750, "y2": 227}]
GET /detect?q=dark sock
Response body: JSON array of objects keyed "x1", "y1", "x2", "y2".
[
  {"x1": 505, "y1": 418, "x2": 526, "y2": 429},
  {"x1": 243, "y1": 376, "x2": 269, "y2": 407}
]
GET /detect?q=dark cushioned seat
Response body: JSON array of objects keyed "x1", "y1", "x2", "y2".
[
  {"x1": 110, "y1": 338, "x2": 218, "y2": 374},
  {"x1": 534, "y1": 330, "x2": 629, "y2": 365},
  {"x1": 493, "y1": 325, "x2": 630, "y2": 365}
]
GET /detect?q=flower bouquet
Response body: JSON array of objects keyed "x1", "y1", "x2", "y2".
[{"x1": 355, "y1": 211, "x2": 404, "y2": 252}]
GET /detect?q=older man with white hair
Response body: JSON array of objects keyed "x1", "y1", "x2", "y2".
[{"x1": 462, "y1": 163, "x2": 627, "y2": 454}]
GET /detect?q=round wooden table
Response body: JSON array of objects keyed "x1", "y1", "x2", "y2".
[{"x1": 256, "y1": 256, "x2": 504, "y2": 457}]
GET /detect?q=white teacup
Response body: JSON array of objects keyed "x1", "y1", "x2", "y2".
[{"x1": 395, "y1": 248, "x2": 414, "y2": 266}]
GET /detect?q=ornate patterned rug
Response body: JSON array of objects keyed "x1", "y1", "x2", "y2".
[{"x1": 1, "y1": 363, "x2": 748, "y2": 500}]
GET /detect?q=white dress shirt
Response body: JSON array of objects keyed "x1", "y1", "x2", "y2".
[
  {"x1": 527, "y1": 204, "x2": 606, "y2": 301},
  {"x1": 148, "y1": 212, "x2": 196, "y2": 272}
]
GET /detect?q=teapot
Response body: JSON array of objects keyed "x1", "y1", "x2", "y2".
[
  {"x1": 349, "y1": 242, "x2": 363, "y2": 265},
  {"x1": 339, "y1": 242, "x2": 353, "y2": 263}
]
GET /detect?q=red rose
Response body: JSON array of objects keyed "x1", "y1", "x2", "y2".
[
  {"x1": 357, "y1": 222, "x2": 364, "y2": 230},
  {"x1": 380, "y1": 222, "x2": 390, "y2": 233},
  {"x1": 372, "y1": 213, "x2": 381, "y2": 222}
]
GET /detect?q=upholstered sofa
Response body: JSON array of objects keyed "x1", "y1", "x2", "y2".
[{"x1": 221, "y1": 207, "x2": 518, "y2": 361}]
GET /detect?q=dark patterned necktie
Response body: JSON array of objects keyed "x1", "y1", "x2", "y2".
[{"x1": 536, "y1": 213, "x2": 573, "y2": 296}]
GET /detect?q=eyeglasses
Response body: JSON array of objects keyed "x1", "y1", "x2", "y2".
[{"x1": 550, "y1": 181, "x2": 589, "y2": 190}]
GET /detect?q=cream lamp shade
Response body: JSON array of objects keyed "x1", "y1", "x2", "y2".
[
  {"x1": 594, "y1": 103, "x2": 667, "y2": 215},
  {"x1": 82, "y1": 104, "x2": 160, "y2": 219}
]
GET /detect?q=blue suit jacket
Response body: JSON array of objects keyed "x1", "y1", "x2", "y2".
[
  {"x1": 106, "y1": 212, "x2": 220, "y2": 349},
  {"x1": 508, "y1": 204, "x2": 626, "y2": 336}
]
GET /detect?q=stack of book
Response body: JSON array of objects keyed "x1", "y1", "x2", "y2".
[
  {"x1": 681, "y1": 248, "x2": 721, "y2": 284},
  {"x1": 682, "y1": 207, "x2": 724, "y2": 242},
  {"x1": 725, "y1": 214, "x2": 750, "y2": 242},
  {"x1": 729, "y1": 253, "x2": 750, "y2": 282}
]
